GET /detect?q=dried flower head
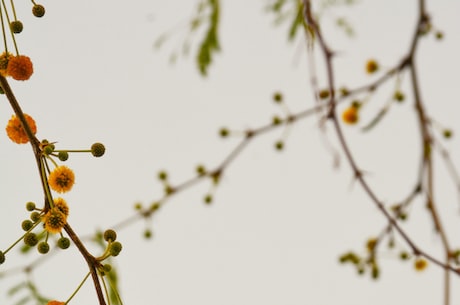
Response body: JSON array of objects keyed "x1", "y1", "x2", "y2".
[
  {"x1": 6, "y1": 114, "x2": 37, "y2": 144},
  {"x1": 6, "y1": 55, "x2": 33, "y2": 80},
  {"x1": 48, "y1": 166, "x2": 75, "y2": 193},
  {"x1": 43, "y1": 207, "x2": 67, "y2": 234},
  {"x1": 0, "y1": 52, "x2": 12, "y2": 76}
]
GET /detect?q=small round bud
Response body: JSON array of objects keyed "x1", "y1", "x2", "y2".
[
  {"x1": 134, "y1": 202, "x2": 142, "y2": 210},
  {"x1": 103, "y1": 229, "x2": 117, "y2": 242},
  {"x1": 0, "y1": 251, "x2": 5, "y2": 264},
  {"x1": 435, "y1": 31, "x2": 444, "y2": 40},
  {"x1": 318, "y1": 89, "x2": 330, "y2": 99},
  {"x1": 275, "y1": 141, "x2": 284, "y2": 151},
  {"x1": 58, "y1": 151, "x2": 69, "y2": 161},
  {"x1": 43, "y1": 145, "x2": 54, "y2": 155},
  {"x1": 339, "y1": 87, "x2": 349, "y2": 97},
  {"x1": 22, "y1": 219, "x2": 33, "y2": 231},
  {"x1": 272, "y1": 92, "x2": 283, "y2": 103},
  {"x1": 91, "y1": 142, "x2": 105, "y2": 157},
  {"x1": 400, "y1": 251, "x2": 410, "y2": 260},
  {"x1": 32, "y1": 4, "x2": 45, "y2": 17},
  {"x1": 150, "y1": 202, "x2": 160, "y2": 211},
  {"x1": 23, "y1": 232, "x2": 38, "y2": 246},
  {"x1": 371, "y1": 264, "x2": 380, "y2": 279},
  {"x1": 196, "y1": 164, "x2": 206, "y2": 176},
  {"x1": 30, "y1": 211, "x2": 41, "y2": 222},
  {"x1": 26, "y1": 201, "x2": 36, "y2": 211},
  {"x1": 109, "y1": 241, "x2": 122, "y2": 257},
  {"x1": 57, "y1": 237, "x2": 70, "y2": 249},
  {"x1": 10, "y1": 21, "x2": 23, "y2": 34},
  {"x1": 204, "y1": 194, "x2": 213, "y2": 204},
  {"x1": 37, "y1": 242, "x2": 50, "y2": 254},
  {"x1": 443, "y1": 129, "x2": 453, "y2": 139},
  {"x1": 393, "y1": 91, "x2": 405, "y2": 102},
  {"x1": 366, "y1": 59, "x2": 379, "y2": 74},
  {"x1": 103, "y1": 264, "x2": 112, "y2": 273},
  {"x1": 157, "y1": 171, "x2": 168, "y2": 181},
  {"x1": 219, "y1": 128, "x2": 229, "y2": 138},
  {"x1": 144, "y1": 229, "x2": 152, "y2": 239},
  {"x1": 272, "y1": 116, "x2": 282, "y2": 126}
]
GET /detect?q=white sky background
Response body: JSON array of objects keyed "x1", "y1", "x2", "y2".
[{"x1": 1, "y1": 0, "x2": 460, "y2": 304}]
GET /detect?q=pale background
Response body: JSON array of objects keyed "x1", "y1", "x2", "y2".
[{"x1": 1, "y1": 0, "x2": 460, "y2": 304}]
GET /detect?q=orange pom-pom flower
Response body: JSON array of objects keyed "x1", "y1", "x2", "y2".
[
  {"x1": 5, "y1": 113, "x2": 37, "y2": 144},
  {"x1": 6, "y1": 55, "x2": 33, "y2": 80}
]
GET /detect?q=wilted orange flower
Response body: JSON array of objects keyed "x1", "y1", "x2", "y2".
[
  {"x1": 43, "y1": 207, "x2": 67, "y2": 234},
  {"x1": 342, "y1": 107, "x2": 359, "y2": 125},
  {"x1": 54, "y1": 197, "x2": 69, "y2": 216},
  {"x1": 48, "y1": 166, "x2": 75, "y2": 193},
  {"x1": 6, "y1": 55, "x2": 33, "y2": 80},
  {"x1": 46, "y1": 301, "x2": 65, "y2": 305},
  {"x1": 5, "y1": 114, "x2": 37, "y2": 144}
]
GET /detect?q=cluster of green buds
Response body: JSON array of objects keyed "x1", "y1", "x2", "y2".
[{"x1": 40, "y1": 139, "x2": 106, "y2": 161}]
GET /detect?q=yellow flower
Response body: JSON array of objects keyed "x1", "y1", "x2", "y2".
[
  {"x1": 342, "y1": 107, "x2": 359, "y2": 125},
  {"x1": 414, "y1": 258, "x2": 428, "y2": 271},
  {"x1": 54, "y1": 197, "x2": 69, "y2": 216},
  {"x1": 43, "y1": 207, "x2": 67, "y2": 234},
  {"x1": 48, "y1": 166, "x2": 75, "y2": 193},
  {"x1": 6, "y1": 55, "x2": 33, "y2": 80},
  {"x1": 5, "y1": 114, "x2": 37, "y2": 144},
  {"x1": 46, "y1": 301, "x2": 65, "y2": 305}
]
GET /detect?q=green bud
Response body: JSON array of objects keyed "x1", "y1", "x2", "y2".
[
  {"x1": 30, "y1": 211, "x2": 41, "y2": 222},
  {"x1": 272, "y1": 92, "x2": 283, "y2": 103},
  {"x1": 58, "y1": 151, "x2": 69, "y2": 161},
  {"x1": 275, "y1": 141, "x2": 284, "y2": 151},
  {"x1": 109, "y1": 241, "x2": 122, "y2": 257},
  {"x1": 43, "y1": 145, "x2": 54, "y2": 155},
  {"x1": 204, "y1": 194, "x2": 213, "y2": 204},
  {"x1": 219, "y1": 128, "x2": 229, "y2": 138},
  {"x1": 157, "y1": 171, "x2": 168, "y2": 181},
  {"x1": 37, "y1": 242, "x2": 50, "y2": 254},
  {"x1": 0, "y1": 251, "x2": 5, "y2": 264},
  {"x1": 10, "y1": 21, "x2": 23, "y2": 34},
  {"x1": 57, "y1": 237, "x2": 70, "y2": 249},
  {"x1": 103, "y1": 264, "x2": 112, "y2": 273},
  {"x1": 103, "y1": 229, "x2": 117, "y2": 242},
  {"x1": 24, "y1": 232, "x2": 38, "y2": 247},
  {"x1": 144, "y1": 229, "x2": 152, "y2": 239},
  {"x1": 26, "y1": 201, "x2": 36, "y2": 211},
  {"x1": 91, "y1": 142, "x2": 105, "y2": 157},
  {"x1": 22, "y1": 219, "x2": 33, "y2": 231},
  {"x1": 32, "y1": 4, "x2": 45, "y2": 17}
]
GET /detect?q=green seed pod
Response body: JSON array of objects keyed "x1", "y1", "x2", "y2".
[
  {"x1": 37, "y1": 242, "x2": 50, "y2": 254},
  {"x1": 30, "y1": 211, "x2": 41, "y2": 222},
  {"x1": 91, "y1": 142, "x2": 105, "y2": 157},
  {"x1": 26, "y1": 201, "x2": 36, "y2": 211},
  {"x1": 57, "y1": 237, "x2": 70, "y2": 249},
  {"x1": 32, "y1": 4, "x2": 45, "y2": 17},
  {"x1": 22, "y1": 219, "x2": 33, "y2": 231},
  {"x1": 10, "y1": 21, "x2": 23, "y2": 34},
  {"x1": 103, "y1": 229, "x2": 117, "y2": 242},
  {"x1": 0, "y1": 251, "x2": 5, "y2": 264},
  {"x1": 109, "y1": 241, "x2": 122, "y2": 257},
  {"x1": 58, "y1": 151, "x2": 69, "y2": 161},
  {"x1": 24, "y1": 232, "x2": 38, "y2": 246}
]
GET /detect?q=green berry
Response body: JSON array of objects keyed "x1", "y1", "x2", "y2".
[
  {"x1": 26, "y1": 201, "x2": 36, "y2": 211},
  {"x1": 109, "y1": 241, "x2": 122, "y2": 257},
  {"x1": 24, "y1": 232, "x2": 38, "y2": 246},
  {"x1": 103, "y1": 229, "x2": 117, "y2": 242},
  {"x1": 10, "y1": 21, "x2": 23, "y2": 34},
  {"x1": 58, "y1": 151, "x2": 69, "y2": 161},
  {"x1": 32, "y1": 4, "x2": 45, "y2": 17},
  {"x1": 57, "y1": 237, "x2": 70, "y2": 249},
  {"x1": 0, "y1": 251, "x2": 5, "y2": 264},
  {"x1": 37, "y1": 242, "x2": 50, "y2": 254},
  {"x1": 22, "y1": 219, "x2": 33, "y2": 231},
  {"x1": 91, "y1": 142, "x2": 105, "y2": 157}
]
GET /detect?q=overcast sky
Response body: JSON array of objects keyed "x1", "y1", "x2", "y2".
[{"x1": 1, "y1": 0, "x2": 460, "y2": 304}]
